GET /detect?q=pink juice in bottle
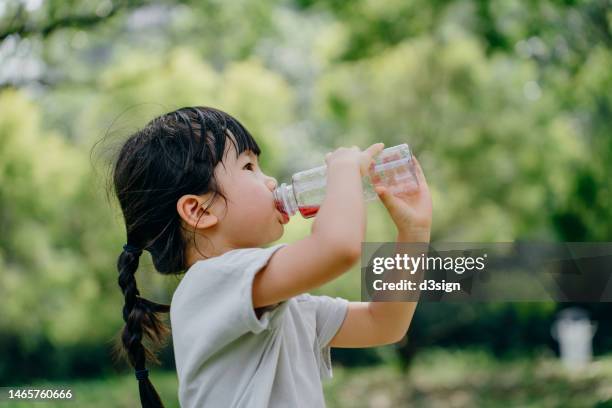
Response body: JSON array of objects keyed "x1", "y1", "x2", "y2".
[
  {"x1": 298, "y1": 205, "x2": 320, "y2": 218},
  {"x1": 273, "y1": 144, "x2": 418, "y2": 219}
]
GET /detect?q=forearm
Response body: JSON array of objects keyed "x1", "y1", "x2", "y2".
[
  {"x1": 367, "y1": 229, "x2": 430, "y2": 341},
  {"x1": 311, "y1": 160, "x2": 365, "y2": 253}
]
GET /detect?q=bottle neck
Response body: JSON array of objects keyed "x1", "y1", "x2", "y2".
[{"x1": 273, "y1": 183, "x2": 298, "y2": 217}]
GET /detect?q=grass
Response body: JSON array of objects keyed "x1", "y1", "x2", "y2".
[
  {"x1": 2, "y1": 349, "x2": 612, "y2": 407},
  {"x1": 325, "y1": 349, "x2": 612, "y2": 408},
  {"x1": 0, "y1": 370, "x2": 181, "y2": 408}
]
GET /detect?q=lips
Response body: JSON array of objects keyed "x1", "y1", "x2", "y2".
[
  {"x1": 279, "y1": 211, "x2": 290, "y2": 224},
  {"x1": 274, "y1": 198, "x2": 290, "y2": 224},
  {"x1": 276, "y1": 207, "x2": 290, "y2": 224}
]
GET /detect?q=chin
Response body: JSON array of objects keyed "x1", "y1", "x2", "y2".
[{"x1": 271, "y1": 225, "x2": 285, "y2": 242}]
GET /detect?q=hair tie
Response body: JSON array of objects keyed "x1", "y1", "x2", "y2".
[
  {"x1": 123, "y1": 244, "x2": 143, "y2": 255},
  {"x1": 135, "y1": 368, "x2": 149, "y2": 381}
]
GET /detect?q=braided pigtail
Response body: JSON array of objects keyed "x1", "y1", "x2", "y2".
[{"x1": 113, "y1": 245, "x2": 170, "y2": 408}]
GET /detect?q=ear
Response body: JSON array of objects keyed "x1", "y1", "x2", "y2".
[{"x1": 176, "y1": 194, "x2": 219, "y2": 230}]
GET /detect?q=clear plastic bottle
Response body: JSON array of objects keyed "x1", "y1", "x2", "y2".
[{"x1": 273, "y1": 143, "x2": 418, "y2": 219}]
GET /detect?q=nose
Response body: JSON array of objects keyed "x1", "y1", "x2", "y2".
[{"x1": 265, "y1": 176, "x2": 278, "y2": 191}]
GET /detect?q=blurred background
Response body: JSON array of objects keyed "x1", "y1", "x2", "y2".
[{"x1": 0, "y1": 0, "x2": 611, "y2": 406}]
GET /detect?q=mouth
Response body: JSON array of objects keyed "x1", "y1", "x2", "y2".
[
  {"x1": 274, "y1": 198, "x2": 290, "y2": 224},
  {"x1": 277, "y1": 209, "x2": 290, "y2": 225}
]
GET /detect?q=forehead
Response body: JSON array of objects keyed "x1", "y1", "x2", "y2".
[{"x1": 243, "y1": 150, "x2": 257, "y2": 160}]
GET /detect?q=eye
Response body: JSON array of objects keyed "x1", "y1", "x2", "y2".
[{"x1": 243, "y1": 162, "x2": 254, "y2": 171}]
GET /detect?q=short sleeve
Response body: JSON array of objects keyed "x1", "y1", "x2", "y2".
[
  {"x1": 170, "y1": 243, "x2": 288, "y2": 358},
  {"x1": 237, "y1": 243, "x2": 290, "y2": 333},
  {"x1": 297, "y1": 293, "x2": 349, "y2": 380}
]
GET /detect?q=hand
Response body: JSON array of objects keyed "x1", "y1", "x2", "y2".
[
  {"x1": 375, "y1": 155, "x2": 432, "y2": 240},
  {"x1": 325, "y1": 143, "x2": 385, "y2": 177}
]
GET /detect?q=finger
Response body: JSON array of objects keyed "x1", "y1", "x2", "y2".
[
  {"x1": 410, "y1": 155, "x2": 428, "y2": 187},
  {"x1": 364, "y1": 142, "x2": 385, "y2": 158},
  {"x1": 364, "y1": 142, "x2": 384, "y2": 153},
  {"x1": 375, "y1": 185, "x2": 388, "y2": 202},
  {"x1": 375, "y1": 185, "x2": 398, "y2": 211}
]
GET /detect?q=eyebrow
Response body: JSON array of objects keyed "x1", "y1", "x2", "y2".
[{"x1": 242, "y1": 150, "x2": 258, "y2": 160}]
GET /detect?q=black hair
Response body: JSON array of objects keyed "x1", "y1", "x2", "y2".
[{"x1": 106, "y1": 106, "x2": 261, "y2": 407}]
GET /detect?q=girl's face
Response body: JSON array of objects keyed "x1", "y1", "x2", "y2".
[{"x1": 212, "y1": 142, "x2": 288, "y2": 248}]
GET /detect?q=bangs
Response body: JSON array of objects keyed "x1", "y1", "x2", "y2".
[{"x1": 221, "y1": 114, "x2": 261, "y2": 161}]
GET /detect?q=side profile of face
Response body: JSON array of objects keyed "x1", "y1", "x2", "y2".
[{"x1": 177, "y1": 137, "x2": 288, "y2": 263}]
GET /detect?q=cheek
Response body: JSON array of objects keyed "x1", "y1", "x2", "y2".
[{"x1": 226, "y1": 179, "x2": 271, "y2": 219}]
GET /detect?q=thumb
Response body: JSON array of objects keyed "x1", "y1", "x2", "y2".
[{"x1": 364, "y1": 142, "x2": 385, "y2": 157}]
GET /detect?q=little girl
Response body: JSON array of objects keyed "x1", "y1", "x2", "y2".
[{"x1": 111, "y1": 106, "x2": 432, "y2": 407}]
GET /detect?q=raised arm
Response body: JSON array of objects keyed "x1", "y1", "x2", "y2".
[
  {"x1": 329, "y1": 155, "x2": 433, "y2": 347},
  {"x1": 252, "y1": 143, "x2": 384, "y2": 308}
]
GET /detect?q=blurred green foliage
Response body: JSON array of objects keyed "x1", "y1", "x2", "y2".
[
  {"x1": 2, "y1": 348, "x2": 612, "y2": 407},
  {"x1": 0, "y1": 0, "x2": 610, "y2": 388}
]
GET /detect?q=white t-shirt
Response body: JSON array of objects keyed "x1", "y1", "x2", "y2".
[{"x1": 170, "y1": 243, "x2": 350, "y2": 407}]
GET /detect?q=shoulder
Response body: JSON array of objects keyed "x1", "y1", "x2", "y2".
[
  {"x1": 172, "y1": 243, "x2": 288, "y2": 306},
  {"x1": 186, "y1": 243, "x2": 288, "y2": 274},
  {"x1": 207, "y1": 243, "x2": 288, "y2": 266}
]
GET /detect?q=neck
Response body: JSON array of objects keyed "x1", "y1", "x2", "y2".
[{"x1": 184, "y1": 236, "x2": 237, "y2": 269}]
